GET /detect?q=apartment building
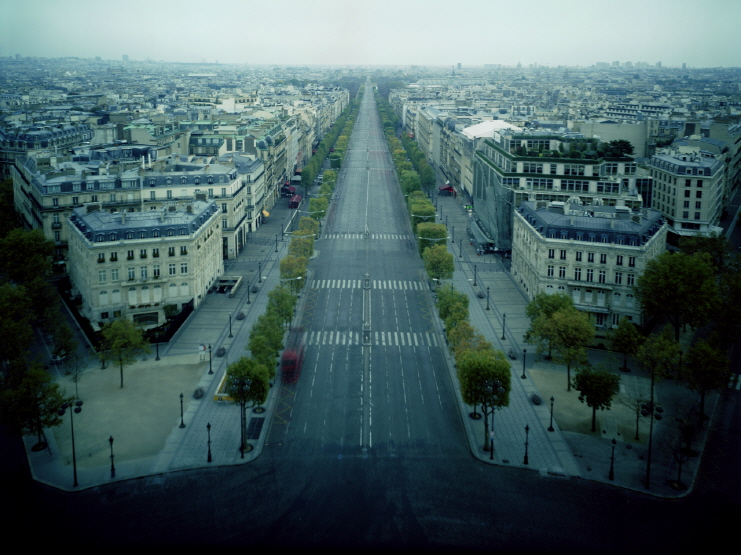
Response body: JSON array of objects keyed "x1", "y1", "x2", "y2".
[
  {"x1": 473, "y1": 128, "x2": 644, "y2": 252},
  {"x1": 512, "y1": 200, "x2": 667, "y2": 328},
  {"x1": 66, "y1": 199, "x2": 222, "y2": 329},
  {"x1": 648, "y1": 146, "x2": 723, "y2": 238}
]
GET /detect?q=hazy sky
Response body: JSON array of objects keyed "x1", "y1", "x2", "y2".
[{"x1": 2, "y1": 0, "x2": 740, "y2": 68}]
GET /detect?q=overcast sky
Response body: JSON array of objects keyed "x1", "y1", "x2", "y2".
[{"x1": 1, "y1": 0, "x2": 739, "y2": 68}]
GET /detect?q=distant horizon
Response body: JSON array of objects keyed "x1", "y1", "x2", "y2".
[{"x1": 2, "y1": 0, "x2": 740, "y2": 68}]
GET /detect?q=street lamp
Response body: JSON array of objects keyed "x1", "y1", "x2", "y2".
[
  {"x1": 208, "y1": 344, "x2": 213, "y2": 375},
  {"x1": 548, "y1": 396, "x2": 555, "y2": 432},
  {"x1": 459, "y1": 238, "x2": 463, "y2": 258},
  {"x1": 501, "y1": 313, "x2": 506, "y2": 341},
  {"x1": 642, "y1": 401, "x2": 664, "y2": 489},
  {"x1": 179, "y1": 393, "x2": 186, "y2": 428},
  {"x1": 58, "y1": 400, "x2": 83, "y2": 487},
  {"x1": 275, "y1": 234, "x2": 278, "y2": 252},
  {"x1": 109, "y1": 435, "x2": 115, "y2": 478},
  {"x1": 524, "y1": 425, "x2": 530, "y2": 465},
  {"x1": 155, "y1": 331, "x2": 160, "y2": 361},
  {"x1": 228, "y1": 311, "x2": 233, "y2": 338},
  {"x1": 231, "y1": 377, "x2": 253, "y2": 458},
  {"x1": 485, "y1": 380, "x2": 506, "y2": 459},
  {"x1": 258, "y1": 261, "x2": 262, "y2": 284},
  {"x1": 207, "y1": 423, "x2": 212, "y2": 463},
  {"x1": 609, "y1": 438, "x2": 617, "y2": 480},
  {"x1": 474, "y1": 264, "x2": 477, "y2": 287},
  {"x1": 521, "y1": 349, "x2": 527, "y2": 379}
]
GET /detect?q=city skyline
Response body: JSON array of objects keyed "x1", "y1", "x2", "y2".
[{"x1": 1, "y1": 0, "x2": 740, "y2": 68}]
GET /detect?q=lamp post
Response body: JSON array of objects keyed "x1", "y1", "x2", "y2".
[
  {"x1": 109, "y1": 435, "x2": 115, "y2": 478},
  {"x1": 642, "y1": 400, "x2": 664, "y2": 489},
  {"x1": 228, "y1": 311, "x2": 233, "y2": 338},
  {"x1": 275, "y1": 234, "x2": 278, "y2": 252},
  {"x1": 548, "y1": 396, "x2": 555, "y2": 432},
  {"x1": 207, "y1": 423, "x2": 212, "y2": 463},
  {"x1": 521, "y1": 349, "x2": 527, "y2": 379},
  {"x1": 58, "y1": 400, "x2": 83, "y2": 487},
  {"x1": 486, "y1": 286, "x2": 490, "y2": 310},
  {"x1": 501, "y1": 313, "x2": 506, "y2": 340},
  {"x1": 451, "y1": 225, "x2": 454, "y2": 242},
  {"x1": 485, "y1": 380, "x2": 506, "y2": 459},
  {"x1": 179, "y1": 393, "x2": 186, "y2": 428},
  {"x1": 459, "y1": 238, "x2": 463, "y2": 258},
  {"x1": 474, "y1": 264, "x2": 477, "y2": 286},
  {"x1": 208, "y1": 344, "x2": 213, "y2": 375},
  {"x1": 258, "y1": 261, "x2": 262, "y2": 284},
  {"x1": 231, "y1": 377, "x2": 253, "y2": 458},
  {"x1": 524, "y1": 425, "x2": 530, "y2": 465},
  {"x1": 155, "y1": 331, "x2": 160, "y2": 361},
  {"x1": 609, "y1": 438, "x2": 617, "y2": 480}
]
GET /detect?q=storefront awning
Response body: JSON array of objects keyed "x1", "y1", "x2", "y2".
[{"x1": 262, "y1": 210, "x2": 269, "y2": 217}]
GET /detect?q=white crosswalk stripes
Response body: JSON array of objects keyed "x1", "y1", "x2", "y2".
[
  {"x1": 309, "y1": 279, "x2": 424, "y2": 290},
  {"x1": 306, "y1": 330, "x2": 438, "y2": 347},
  {"x1": 324, "y1": 233, "x2": 413, "y2": 240}
]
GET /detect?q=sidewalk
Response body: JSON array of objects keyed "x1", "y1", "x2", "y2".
[{"x1": 432, "y1": 187, "x2": 719, "y2": 497}]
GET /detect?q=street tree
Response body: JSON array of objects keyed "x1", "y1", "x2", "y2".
[
  {"x1": 635, "y1": 252, "x2": 718, "y2": 341},
  {"x1": 437, "y1": 285, "x2": 469, "y2": 323},
  {"x1": 573, "y1": 365, "x2": 621, "y2": 432},
  {"x1": 308, "y1": 196, "x2": 328, "y2": 220},
  {"x1": 603, "y1": 139, "x2": 634, "y2": 157},
  {"x1": 620, "y1": 381, "x2": 649, "y2": 440},
  {"x1": 0, "y1": 364, "x2": 66, "y2": 449},
  {"x1": 280, "y1": 255, "x2": 308, "y2": 293},
  {"x1": 298, "y1": 216, "x2": 320, "y2": 237},
  {"x1": 524, "y1": 292, "x2": 573, "y2": 358},
  {"x1": 98, "y1": 318, "x2": 151, "y2": 388},
  {"x1": 423, "y1": 243, "x2": 454, "y2": 282},
  {"x1": 226, "y1": 357, "x2": 270, "y2": 408},
  {"x1": 680, "y1": 337, "x2": 730, "y2": 424},
  {"x1": 53, "y1": 322, "x2": 77, "y2": 361},
  {"x1": 267, "y1": 285, "x2": 296, "y2": 328},
  {"x1": 0, "y1": 283, "x2": 33, "y2": 363},
  {"x1": 400, "y1": 170, "x2": 421, "y2": 194},
  {"x1": 636, "y1": 328, "x2": 681, "y2": 434},
  {"x1": 539, "y1": 307, "x2": 594, "y2": 391},
  {"x1": 716, "y1": 261, "x2": 741, "y2": 349},
  {"x1": 457, "y1": 348, "x2": 511, "y2": 450},
  {"x1": 410, "y1": 202, "x2": 436, "y2": 232},
  {"x1": 0, "y1": 228, "x2": 54, "y2": 284},
  {"x1": 288, "y1": 235, "x2": 314, "y2": 259},
  {"x1": 609, "y1": 316, "x2": 644, "y2": 372},
  {"x1": 416, "y1": 222, "x2": 447, "y2": 255},
  {"x1": 679, "y1": 231, "x2": 734, "y2": 276}
]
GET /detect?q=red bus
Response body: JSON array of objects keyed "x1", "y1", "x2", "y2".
[
  {"x1": 281, "y1": 327, "x2": 306, "y2": 384},
  {"x1": 288, "y1": 194, "x2": 302, "y2": 208}
]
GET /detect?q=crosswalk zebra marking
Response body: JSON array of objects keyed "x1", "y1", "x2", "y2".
[
  {"x1": 310, "y1": 279, "x2": 424, "y2": 290},
  {"x1": 307, "y1": 331, "x2": 439, "y2": 347}
]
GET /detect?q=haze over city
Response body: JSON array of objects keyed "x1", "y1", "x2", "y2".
[{"x1": 2, "y1": 0, "x2": 740, "y2": 68}]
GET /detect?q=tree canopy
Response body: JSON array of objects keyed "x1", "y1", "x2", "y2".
[
  {"x1": 573, "y1": 366, "x2": 621, "y2": 432},
  {"x1": 635, "y1": 252, "x2": 718, "y2": 340},
  {"x1": 609, "y1": 317, "x2": 643, "y2": 371},
  {"x1": 98, "y1": 318, "x2": 151, "y2": 388},
  {"x1": 423, "y1": 243, "x2": 454, "y2": 282},
  {"x1": 226, "y1": 357, "x2": 270, "y2": 409}
]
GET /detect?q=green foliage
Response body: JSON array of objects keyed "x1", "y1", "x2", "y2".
[
  {"x1": 279, "y1": 255, "x2": 308, "y2": 294},
  {"x1": 226, "y1": 357, "x2": 270, "y2": 408},
  {"x1": 636, "y1": 327, "x2": 681, "y2": 382},
  {"x1": 679, "y1": 231, "x2": 734, "y2": 276},
  {"x1": 400, "y1": 170, "x2": 421, "y2": 194},
  {"x1": 0, "y1": 228, "x2": 54, "y2": 284},
  {"x1": 437, "y1": 285, "x2": 469, "y2": 323},
  {"x1": 0, "y1": 178, "x2": 19, "y2": 237},
  {"x1": 423, "y1": 244, "x2": 454, "y2": 282},
  {"x1": 288, "y1": 235, "x2": 314, "y2": 259},
  {"x1": 416, "y1": 222, "x2": 448, "y2": 255},
  {"x1": 680, "y1": 337, "x2": 731, "y2": 419},
  {"x1": 635, "y1": 252, "x2": 719, "y2": 340},
  {"x1": 267, "y1": 285, "x2": 296, "y2": 328},
  {"x1": 602, "y1": 139, "x2": 635, "y2": 158},
  {"x1": 0, "y1": 363, "x2": 66, "y2": 445},
  {"x1": 573, "y1": 365, "x2": 621, "y2": 431},
  {"x1": 98, "y1": 318, "x2": 151, "y2": 388},
  {"x1": 609, "y1": 317, "x2": 644, "y2": 371},
  {"x1": 308, "y1": 196, "x2": 328, "y2": 220},
  {"x1": 0, "y1": 283, "x2": 33, "y2": 363},
  {"x1": 298, "y1": 217, "x2": 320, "y2": 237},
  {"x1": 524, "y1": 292, "x2": 573, "y2": 350},
  {"x1": 409, "y1": 202, "x2": 436, "y2": 232}
]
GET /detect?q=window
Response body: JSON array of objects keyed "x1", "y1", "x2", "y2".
[
  {"x1": 168, "y1": 229, "x2": 175, "y2": 237},
  {"x1": 98, "y1": 253, "x2": 105, "y2": 263},
  {"x1": 684, "y1": 201, "x2": 690, "y2": 208},
  {"x1": 168, "y1": 247, "x2": 175, "y2": 256},
  {"x1": 696, "y1": 190, "x2": 702, "y2": 199},
  {"x1": 585, "y1": 289, "x2": 593, "y2": 303},
  {"x1": 91, "y1": 195, "x2": 98, "y2": 202},
  {"x1": 111, "y1": 268, "x2": 119, "y2": 281},
  {"x1": 600, "y1": 253, "x2": 607, "y2": 264},
  {"x1": 153, "y1": 230, "x2": 160, "y2": 238},
  {"x1": 98, "y1": 270, "x2": 106, "y2": 283},
  {"x1": 547, "y1": 265, "x2": 554, "y2": 277},
  {"x1": 601, "y1": 235, "x2": 609, "y2": 244},
  {"x1": 139, "y1": 231, "x2": 146, "y2": 239},
  {"x1": 588, "y1": 252, "x2": 595, "y2": 263},
  {"x1": 152, "y1": 248, "x2": 159, "y2": 257},
  {"x1": 110, "y1": 194, "x2": 116, "y2": 202},
  {"x1": 180, "y1": 263, "x2": 188, "y2": 274},
  {"x1": 627, "y1": 274, "x2": 635, "y2": 286},
  {"x1": 695, "y1": 212, "x2": 701, "y2": 220},
  {"x1": 126, "y1": 232, "x2": 134, "y2": 240},
  {"x1": 598, "y1": 270, "x2": 606, "y2": 284},
  {"x1": 560, "y1": 250, "x2": 566, "y2": 260},
  {"x1": 614, "y1": 272, "x2": 622, "y2": 285},
  {"x1": 150, "y1": 191, "x2": 156, "y2": 200},
  {"x1": 221, "y1": 203, "x2": 228, "y2": 214},
  {"x1": 169, "y1": 263, "x2": 176, "y2": 275},
  {"x1": 523, "y1": 162, "x2": 543, "y2": 173},
  {"x1": 684, "y1": 190, "x2": 690, "y2": 198},
  {"x1": 53, "y1": 198, "x2": 59, "y2": 207},
  {"x1": 695, "y1": 202, "x2": 702, "y2": 209},
  {"x1": 683, "y1": 211, "x2": 689, "y2": 219},
  {"x1": 54, "y1": 231, "x2": 61, "y2": 242},
  {"x1": 613, "y1": 292, "x2": 622, "y2": 307},
  {"x1": 72, "y1": 196, "x2": 79, "y2": 205},
  {"x1": 574, "y1": 268, "x2": 582, "y2": 281},
  {"x1": 629, "y1": 257, "x2": 635, "y2": 268},
  {"x1": 101, "y1": 312, "x2": 109, "y2": 320},
  {"x1": 616, "y1": 255, "x2": 623, "y2": 266},
  {"x1": 626, "y1": 294, "x2": 635, "y2": 308},
  {"x1": 222, "y1": 219, "x2": 227, "y2": 229},
  {"x1": 128, "y1": 267, "x2": 135, "y2": 280},
  {"x1": 696, "y1": 180, "x2": 703, "y2": 187},
  {"x1": 589, "y1": 234, "x2": 596, "y2": 242},
  {"x1": 576, "y1": 251, "x2": 582, "y2": 262},
  {"x1": 127, "y1": 250, "x2": 134, "y2": 260},
  {"x1": 587, "y1": 269, "x2": 594, "y2": 282},
  {"x1": 140, "y1": 249, "x2": 147, "y2": 259},
  {"x1": 559, "y1": 267, "x2": 566, "y2": 279},
  {"x1": 548, "y1": 249, "x2": 555, "y2": 259},
  {"x1": 141, "y1": 266, "x2": 148, "y2": 280},
  {"x1": 153, "y1": 265, "x2": 160, "y2": 278},
  {"x1": 180, "y1": 246, "x2": 188, "y2": 255},
  {"x1": 221, "y1": 188, "x2": 227, "y2": 196},
  {"x1": 167, "y1": 190, "x2": 173, "y2": 199}
]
